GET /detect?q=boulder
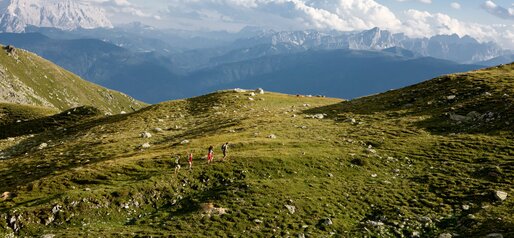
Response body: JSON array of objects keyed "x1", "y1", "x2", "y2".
[
  {"x1": 140, "y1": 132, "x2": 152, "y2": 138},
  {"x1": 322, "y1": 218, "x2": 333, "y2": 226},
  {"x1": 1, "y1": 191, "x2": 12, "y2": 201},
  {"x1": 494, "y1": 191, "x2": 508, "y2": 201},
  {"x1": 38, "y1": 143, "x2": 48, "y2": 150},
  {"x1": 285, "y1": 205, "x2": 296, "y2": 214},
  {"x1": 141, "y1": 143, "x2": 151, "y2": 149},
  {"x1": 233, "y1": 88, "x2": 247, "y2": 93},
  {"x1": 486, "y1": 234, "x2": 503, "y2": 238},
  {"x1": 255, "y1": 88, "x2": 265, "y2": 94},
  {"x1": 249, "y1": 92, "x2": 256, "y2": 97}
]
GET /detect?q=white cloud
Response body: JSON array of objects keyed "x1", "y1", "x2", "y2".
[
  {"x1": 402, "y1": 9, "x2": 514, "y2": 49},
  {"x1": 481, "y1": 0, "x2": 514, "y2": 20},
  {"x1": 396, "y1": 0, "x2": 432, "y2": 4},
  {"x1": 450, "y1": 2, "x2": 461, "y2": 10},
  {"x1": 84, "y1": 0, "x2": 158, "y2": 19}
]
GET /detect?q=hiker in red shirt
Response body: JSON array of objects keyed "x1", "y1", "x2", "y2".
[
  {"x1": 188, "y1": 152, "x2": 193, "y2": 170},
  {"x1": 207, "y1": 146, "x2": 214, "y2": 164}
]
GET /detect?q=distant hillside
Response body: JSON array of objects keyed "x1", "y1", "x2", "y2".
[
  {"x1": 187, "y1": 49, "x2": 484, "y2": 99},
  {"x1": 0, "y1": 32, "x2": 180, "y2": 103},
  {"x1": 0, "y1": 65, "x2": 512, "y2": 237},
  {"x1": 0, "y1": 45, "x2": 146, "y2": 113}
]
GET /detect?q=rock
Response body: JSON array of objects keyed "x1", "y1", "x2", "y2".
[
  {"x1": 1, "y1": 191, "x2": 12, "y2": 201},
  {"x1": 141, "y1": 143, "x2": 151, "y2": 148},
  {"x1": 419, "y1": 216, "x2": 432, "y2": 224},
  {"x1": 494, "y1": 191, "x2": 508, "y2": 201},
  {"x1": 371, "y1": 174, "x2": 378, "y2": 178},
  {"x1": 449, "y1": 113, "x2": 468, "y2": 122},
  {"x1": 140, "y1": 132, "x2": 152, "y2": 138},
  {"x1": 303, "y1": 104, "x2": 310, "y2": 107},
  {"x1": 267, "y1": 134, "x2": 277, "y2": 139},
  {"x1": 366, "y1": 220, "x2": 384, "y2": 227},
  {"x1": 7, "y1": 137, "x2": 15, "y2": 141},
  {"x1": 249, "y1": 92, "x2": 256, "y2": 97},
  {"x1": 180, "y1": 140, "x2": 190, "y2": 145},
  {"x1": 447, "y1": 95, "x2": 456, "y2": 100},
  {"x1": 328, "y1": 173, "x2": 334, "y2": 178},
  {"x1": 120, "y1": 111, "x2": 127, "y2": 114},
  {"x1": 248, "y1": 97, "x2": 255, "y2": 101},
  {"x1": 52, "y1": 205, "x2": 62, "y2": 214},
  {"x1": 321, "y1": 218, "x2": 333, "y2": 226},
  {"x1": 438, "y1": 233, "x2": 452, "y2": 238},
  {"x1": 462, "y1": 205, "x2": 470, "y2": 210},
  {"x1": 285, "y1": 205, "x2": 296, "y2": 214},
  {"x1": 38, "y1": 143, "x2": 48, "y2": 150},
  {"x1": 254, "y1": 219, "x2": 263, "y2": 224},
  {"x1": 153, "y1": 128, "x2": 163, "y2": 133},
  {"x1": 486, "y1": 234, "x2": 503, "y2": 238},
  {"x1": 255, "y1": 88, "x2": 265, "y2": 94},
  {"x1": 233, "y1": 88, "x2": 247, "y2": 93},
  {"x1": 313, "y1": 114, "x2": 324, "y2": 119}
]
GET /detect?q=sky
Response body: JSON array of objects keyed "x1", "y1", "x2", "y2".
[{"x1": 87, "y1": 0, "x2": 514, "y2": 49}]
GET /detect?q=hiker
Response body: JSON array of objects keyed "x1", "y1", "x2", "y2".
[
  {"x1": 207, "y1": 146, "x2": 214, "y2": 164},
  {"x1": 174, "y1": 156, "x2": 181, "y2": 174},
  {"x1": 221, "y1": 142, "x2": 229, "y2": 160},
  {"x1": 188, "y1": 152, "x2": 193, "y2": 170}
]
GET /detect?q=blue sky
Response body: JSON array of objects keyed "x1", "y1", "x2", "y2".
[{"x1": 91, "y1": 0, "x2": 514, "y2": 48}]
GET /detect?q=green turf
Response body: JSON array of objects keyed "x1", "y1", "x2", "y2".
[{"x1": 0, "y1": 64, "x2": 513, "y2": 237}]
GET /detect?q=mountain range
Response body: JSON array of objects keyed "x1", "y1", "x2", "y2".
[{"x1": 0, "y1": 0, "x2": 112, "y2": 33}]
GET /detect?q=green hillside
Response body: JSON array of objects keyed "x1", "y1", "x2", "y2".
[
  {"x1": 0, "y1": 64, "x2": 513, "y2": 237},
  {"x1": 0, "y1": 45, "x2": 146, "y2": 114}
]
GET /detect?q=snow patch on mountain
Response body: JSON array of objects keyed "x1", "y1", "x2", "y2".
[{"x1": 0, "y1": 0, "x2": 112, "y2": 32}]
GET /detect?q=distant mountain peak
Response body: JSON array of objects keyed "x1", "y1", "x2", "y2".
[{"x1": 0, "y1": 0, "x2": 112, "y2": 32}]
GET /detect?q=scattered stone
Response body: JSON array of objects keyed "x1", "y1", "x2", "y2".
[
  {"x1": 1, "y1": 191, "x2": 12, "y2": 201},
  {"x1": 328, "y1": 173, "x2": 334, "y2": 178},
  {"x1": 120, "y1": 111, "x2": 127, "y2": 114},
  {"x1": 141, "y1": 143, "x2": 151, "y2": 149},
  {"x1": 7, "y1": 137, "x2": 15, "y2": 142},
  {"x1": 38, "y1": 143, "x2": 48, "y2": 150},
  {"x1": 419, "y1": 216, "x2": 432, "y2": 224},
  {"x1": 267, "y1": 134, "x2": 277, "y2": 139},
  {"x1": 255, "y1": 88, "x2": 265, "y2": 94},
  {"x1": 248, "y1": 97, "x2": 255, "y2": 101},
  {"x1": 233, "y1": 88, "x2": 247, "y2": 93},
  {"x1": 371, "y1": 174, "x2": 378, "y2": 178},
  {"x1": 486, "y1": 234, "x2": 503, "y2": 238},
  {"x1": 366, "y1": 220, "x2": 384, "y2": 227},
  {"x1": 249, "y1": 92, "x2": 256, "y2": 97},
  {"x1": 438, "y1": 233, "x2": 452, "y2": 238},
  {"x1": 321, "y1": 218, "x2": 333, "y2": 226},
  {"x1": 285, "y1": 205, "x2": 296, "y2": 214},
  {"x1": 447, "y1": 95, "x2": 456, "y2": 100},
  {"x1": 153, "y1": 128, "x2": 163, "y2": 133},
  {"x1": 85, "y1": 188, "x2": 91, "y2": 191},
  {"x1": 140, "y1": 132, "x2": 152, "y2": 138},
  {"x1": 462, "y1": 205, "x2": 470, "y2": 210},
  {"x1": 305, "y1": 114, "x2": 324, "y2": 119},
  {"x1": 180, "y1": 140, "x2": 190, "y2": 145},
  {"x1": 494, "y1": 191, "x2": 508, "y2": 201},
  {"x1": 52, "y1": 205, "x2": 62, "y2": 214},
  {"x1": 254, "y1": 219, "x2": 263, "y2": 224}
]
